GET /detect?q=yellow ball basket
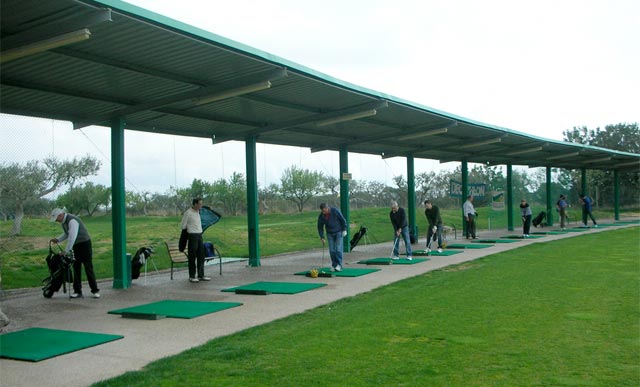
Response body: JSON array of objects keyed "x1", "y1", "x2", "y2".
[{"x1": 309, "y1": 269, "x2": 319, "y2": 278}]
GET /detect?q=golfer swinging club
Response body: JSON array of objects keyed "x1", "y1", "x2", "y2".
[{"x1": 317, "y1": 203, "x2": 347, "y2": 272}]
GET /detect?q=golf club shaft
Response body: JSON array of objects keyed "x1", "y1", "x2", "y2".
[{"x1": 390, "y1": 236, "x2": 399, "y2": 258}]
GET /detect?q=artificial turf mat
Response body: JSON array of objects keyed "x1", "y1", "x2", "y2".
[
  {"x1": 357, "y1": 257, "x2": 429, "y2": 265},
  {"x1": 295, "y1": 268, "x2": 381, "y2": 277},
  {"x1": 446, "y1": 243, "x2": 493, "y2": 249},
  {"x1": 472, "y1": 239, "x2": 520, "y2": 243},
  {"x1": 413, "y1": 249, "x2": 463, "y2": 256},
  {"x1": 531, "y1": 231, "x2": 568, "y2": 235},
  {"x1": 108, "y1": 300, "x2": 242, "y2": 319},
  {"x1": 0, "y1": 327, "x2": 123, "y2": 362},
  {"x1": 500, "y1": 235, "x2": 544, "y2": 239},
  {"x1": 222, "y1": 281, "x2": 327, "y2": 294},
  {"x1": 558, "y1": 228, "x2": 591, "y2": 232}
]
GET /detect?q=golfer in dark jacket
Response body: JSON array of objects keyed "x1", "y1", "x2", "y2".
[
  {"x1": 317, "y1": 203, "x2": 347, "y2": 271},
  {"x1": 424, "y1": 200, "x2": 443, "y2": 252},
  {"x1": 49, "y1": 208, "x2": 100, "y2": 299},
  {"x1": 389, "y1": 201, "x2": 412, "y2": 260}
]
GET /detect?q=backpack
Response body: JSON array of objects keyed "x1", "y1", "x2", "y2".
[{"x1": 204, "y1": 242, "x2": 216, "y2": 258}]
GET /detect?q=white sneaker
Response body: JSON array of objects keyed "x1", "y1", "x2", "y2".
[
  {"x1": 407, "y1": 256, "x2": 413, "y2": 261},
  {"x1": 437, "y1": 248, "x2": 443, "y2": 253},
  {"x1": 392, "y1": 256, "x2": 400, "y2": 260},
  {"x1": 91, "y1": 292, "x2": 100, "y2": 299},
  {"x1": 189, "y1": 278, "x2": 199, "y2": 283},
  {"x1": 198, "y1": 277, "x2": 211, "y2": 281},
  {"x1": 594, "y1": 224, "x2": 598, "y2": 228},
  {"x1": 335, "y1": 265, "x2": 342, "y2": 272},
  {"x1": 330, "y1": 267, "x2": 336, "y2": 272},
  {"x1": 70, "y1": 293, "x2": 82, "y2": 298},
  {"x1": 426, "y1": 248, "x2": 431, "y2": 253}
]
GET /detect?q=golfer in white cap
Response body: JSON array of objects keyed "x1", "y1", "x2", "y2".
[{"x1": 49, "y1": 208, "x2": 100, "y2": 298}]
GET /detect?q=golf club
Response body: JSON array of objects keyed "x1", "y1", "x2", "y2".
[{"x1": 390, "y1": 236, "x2": 399, "y2": 259}]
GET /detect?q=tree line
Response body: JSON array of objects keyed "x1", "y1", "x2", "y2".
[{"x1": 1, "y1": 123, "x2": 637, "y2": 236}]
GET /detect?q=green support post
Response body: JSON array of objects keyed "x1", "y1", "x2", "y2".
[
  {"x1": 581, "y1": 168, "x2": 587, "y2": 196},
  {"x1": 246, "y1": 136, "x2": 260, "y2": 266},
  {"x1": 407, "y1": 154, "x2": 417, "y2": 240},
  {"x1": 614, "y1": 170, "x2": 620, "y2": 220},
  {"x1": 461, "y1": 160, "x2": 468, "y2": 235},
  {"x1": 339, "y1": 146, "x2": 350, "y2": 252},
  {"x1": 506, "y1": 164, "x2": 513, "y2": 231},
  {"x1": 111, "y1": 117, "x2": 130, "y2": 289},
  {"x1": 546, "y1": 167, "x2": 553, "y2": 226}
]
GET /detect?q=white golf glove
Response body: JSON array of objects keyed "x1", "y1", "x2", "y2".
[
  {"x1": 342, "y1": 230, "x2": 347, "y2": 237},
  {"x1": 432, "y1": 226, "x2": 437, "y2": 233}
]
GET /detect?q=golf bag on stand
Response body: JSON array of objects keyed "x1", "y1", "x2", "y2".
[
  {"x1": 131, "y1": 246, "x2": 154, "y2": 280},
  {"x1": 350, "y1": 226, "x2": 368, "y2": 251},
  {"x1": 532, "y1": 211, "x2": 546, "y2": 228},
  {"x1": 42, "y1": 242, "x2": 74, "y2": 298}
]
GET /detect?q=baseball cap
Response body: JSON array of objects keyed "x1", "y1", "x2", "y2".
[{"x1": 49, "y1": 208, "x2": 65, "y2": 222}]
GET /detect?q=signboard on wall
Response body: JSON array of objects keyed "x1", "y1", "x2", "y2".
[{"x1": 449, "y1": 180, "x2": 486, "y2": 199}]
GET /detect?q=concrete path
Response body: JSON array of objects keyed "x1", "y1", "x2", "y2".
[{"x1": 0, "y1": 223, "x2": 636, "y2": 387}]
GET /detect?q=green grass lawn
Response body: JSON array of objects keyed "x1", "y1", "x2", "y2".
[
  {"x1": 92, "y1": 228, "x2": 640, "y2": 387},
  {"x1": 0, "y1": 206, "x2": 628, "y2": 290}
]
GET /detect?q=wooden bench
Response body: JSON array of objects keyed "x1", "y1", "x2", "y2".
[{"x1": 165, "y1": 241, "x2": 222, "y2": 280}]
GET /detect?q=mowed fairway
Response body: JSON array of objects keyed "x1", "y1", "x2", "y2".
[{"x1": 95, "y1": 228, "x2": 639, "y2": 387}]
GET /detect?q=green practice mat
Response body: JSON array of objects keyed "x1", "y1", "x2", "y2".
[
  {"x1": 108, "y1": 300, "x2": 242, "y2": 319},
  {"x1": 613, "y1": 220, "x2": 640, "y2": 224},
  {"x1": 446, "y1": 243, "x2": 493, "y2": 249},
  {"x1": 500, "y1": 235, "x2": 544, "y2": 239},
  {"x1": 413, "y1": 249, "x2": 463, "y2": 256},
  {"x1": 531, "y1": 231, "x2": 568, "y2": 235},
  {"x1": 357, "y1": 257, "x2": 429, "y2": 265},
  {"x1": 222, "y1": 281, "x2": 327, "y2": 294},
  {"x1": 558, "y1": 228, "x2": 590, "y2": 232},
  {"x1": 0, "y1": 327, "x2": 123, "y2": 362},
  {"x1": 295, "y1": 268, "x2": 381, "y2": 277},
  {"x1": 472, "y1": 239, "x2": 520, "y2": 243}
]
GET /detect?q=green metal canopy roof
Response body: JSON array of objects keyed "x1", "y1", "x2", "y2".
[{"x1": 2, "y1": 0, "x2": 639, "y2": 171}]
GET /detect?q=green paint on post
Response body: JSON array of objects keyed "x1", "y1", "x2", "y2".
[
  {"x1": 340, "y1": 146, "x2": 350, "y2": 253},
  {"x1": 407, "y1": 154, "x2": 417, "y2": 239},
  {"x1": 246, "y1": 136, "x2": 260, "y2": 266},
  {"x1": 111, "y1": 117, "x2": 130, "y2": 289}
]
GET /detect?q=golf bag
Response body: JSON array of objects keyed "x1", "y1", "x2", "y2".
[
  {"x1": 532, "y1": 211, "x2": 546, "y2": 228},
  {"x1": 42, "y1": 243, "x2": 74, "y2": 298},
  {"x1": 131, "y1": 246, "x2": 154, "y2": 279},
  {"x1": 350, "y1": 226, "x2": 368, "y2": 250}
]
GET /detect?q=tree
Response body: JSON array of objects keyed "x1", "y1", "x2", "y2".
[
  {"x1": 212, "y1": 172, "x2": 247, "y2": 215},
  {"x1": 56, "y1": 182, "x2": 111, "y2": 216},
  {"x1": 280, "y1": 165, "x2": 324, "y2": 212},
  {"x1": 562, "y1": 122, "x2": 640, "y2": 207},
  {"x1": 0, "y1": 156, "x2": 100, "y2": 235}
]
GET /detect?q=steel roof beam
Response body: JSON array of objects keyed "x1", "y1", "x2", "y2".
[
  {"x1": 212, "y1": 100, "x2": 389, "y2": 144},
  {"x1": 73, "y1": 68, "x2": 288, "y2": 129}
]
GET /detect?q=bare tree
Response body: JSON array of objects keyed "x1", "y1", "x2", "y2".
[{"x1": 0, "y1": 156, "x2": 100, "y2": 235}]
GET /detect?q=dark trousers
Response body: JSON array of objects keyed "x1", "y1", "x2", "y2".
[
  {"x1": 426, "y1": 225, "x2": 443, "y2": 248},
  {"x1": 187, "y1": 233, "x2": 205, "y2": 278},
  {"x1": 522, "y1": 215, "x2": 532, "y2": 235},
  {"x1": 466, "y1": 214, "x2": 476, "y2": 238},
  {"x1": 72, "y1": 239, "x2": 99, "y2": 294},
  {"x1": 582, "y1": 209, "x2": 597, "y2": 226}
]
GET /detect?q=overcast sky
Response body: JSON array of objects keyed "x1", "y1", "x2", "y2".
[{"x1": 1, "y1": 0, "x2": 638, "y2": 195}]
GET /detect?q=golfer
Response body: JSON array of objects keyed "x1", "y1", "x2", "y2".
[
  {"x1": 389, "y1": 201, "x2": 412, "y2": 260},
  {"x1": 49, "y1": 208, "x2": 100, "y2": 299},
  {"x1": 317, "y1": 203, "x2": 347, "y2": 272}
]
